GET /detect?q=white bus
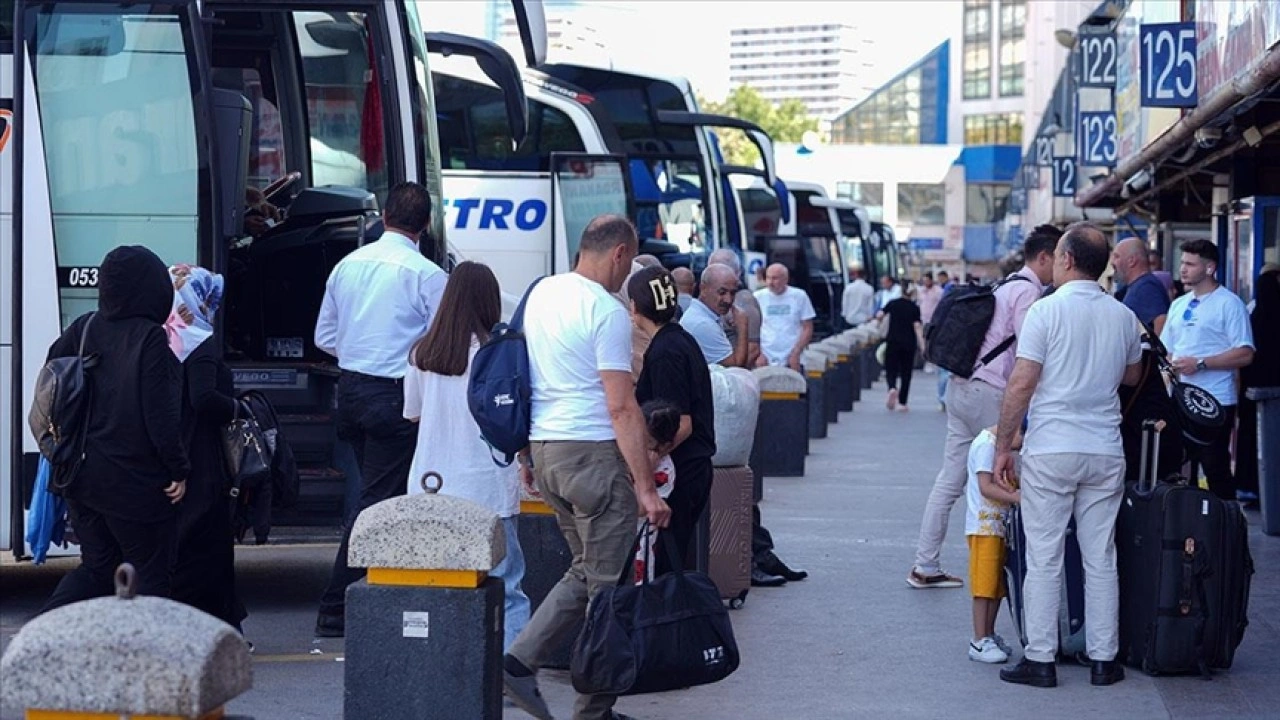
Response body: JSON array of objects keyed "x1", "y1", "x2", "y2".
[{"x1": 0, "y1": 0, "x2": 536, "y2": 554}]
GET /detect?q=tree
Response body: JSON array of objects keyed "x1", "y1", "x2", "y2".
[{"x1": 700, "y1": 85, "x2": 820, "y2": 167}]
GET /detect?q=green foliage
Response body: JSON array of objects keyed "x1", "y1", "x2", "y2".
[{"x1": 699, "y1": 85, "x2": 820, "y2": 167}]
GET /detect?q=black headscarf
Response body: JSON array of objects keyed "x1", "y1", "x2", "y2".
[{"x1": 97, "y1": 245, "x2": 174, "y2": 324}]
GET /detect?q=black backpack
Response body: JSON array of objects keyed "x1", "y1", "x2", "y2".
[
  {"x1": 28, "y1": 313, "x2": 99, "y2": 492},
  {"x1": 924, "y1": 275, "x2": 1030, "y2": 378},
  {"x1": 467, "y1": 277, "x2": 545, "y2": 466}
]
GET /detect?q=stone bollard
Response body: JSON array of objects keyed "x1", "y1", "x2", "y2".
[
  {"x1": 749, "y1": 366, "x2": 808, "y2": 477},
  {"x1": 820, "y1": 337, "x2": 856, "y2": 413},
  {"x1": 1, "y1": 564, "x2": 252, "y2": 720},
  {"x1": 808, "y1": 344, "x2": 842, "y2": 425},
  {"x1": 801, "y1": 349, "x2": 829, "y2": 441},
  {"x1": 517, "y1": 494, "x2": 575, "y2": 669},
  {"x1": 345, "y1": 474, "x2": 506, "y2": 720},
  {"x1": 838, "y1": 331, "x2": 863, "y2": 404}
]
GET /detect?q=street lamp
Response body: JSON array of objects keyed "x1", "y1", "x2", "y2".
[{"x1": 1054, "y1": 29, "x2": 1076, "y2": 49}]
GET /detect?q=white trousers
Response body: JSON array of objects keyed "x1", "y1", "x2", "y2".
[{"x1": 1021, "y1": 453, "x2": 1126, "y2": 663}]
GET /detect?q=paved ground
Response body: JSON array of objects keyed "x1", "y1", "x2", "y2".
[{"x1": 3, "y1": 372, "x2": 1279, "y2": 719}]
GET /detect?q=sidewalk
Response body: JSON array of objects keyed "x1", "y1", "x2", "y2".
[{"x1": 3, "y1": 374, "x2": 1277, "y2": 719}]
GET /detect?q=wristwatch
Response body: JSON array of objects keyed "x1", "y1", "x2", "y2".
[{"x1": 1195, "y1": 358, "x2": 1208, "y2": 372}]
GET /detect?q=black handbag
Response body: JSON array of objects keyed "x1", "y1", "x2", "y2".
[
  {"x1": 221, "y1": 399, "x2": 272, "y2": 497},
  {"x1": 1140, "y1": 322, "x2": 1226, "y2": 446},
  {"x1": 571, "y1": 524, "x2": 740, "y2": 696}
]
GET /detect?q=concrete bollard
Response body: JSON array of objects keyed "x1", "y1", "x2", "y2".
[
  {"x1": 1, "y1": 564, "x2": 252, "y2": 720},
  {"x1": 802, "y1": 350, "x2": 829, "y2": 440},
  {"x1": 517, "y1": 495, "x2": 575, "y2": 669},
  {"x1": 808, "y1": 345, "x2": 841, "y2": 425},
  {"x1": 750, "y1": 366, "x2": 808, "y2": 477},
  {"x1": 838, "y1": 331, "x2": 864, "y2": 403},
  {"x1": 820, "y1": 337, "x2": 856, "y2": 413},
  {"x1": 345, "y1": 474, "x2": 506, "y2": 720}
]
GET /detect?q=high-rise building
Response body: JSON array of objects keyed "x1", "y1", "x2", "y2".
[{"x1": 728, "y1": 24, "x2": 864, "y2": 119}]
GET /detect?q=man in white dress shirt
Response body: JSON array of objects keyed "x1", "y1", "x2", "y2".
[{"x1": 313, "y1": 182, "x2": 447, "y2": 637}]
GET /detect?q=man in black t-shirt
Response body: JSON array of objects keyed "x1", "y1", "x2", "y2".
[{"x1": 875, "y1": 297, "x2": 925, "y2": 411}]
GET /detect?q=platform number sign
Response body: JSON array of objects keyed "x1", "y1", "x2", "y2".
[
  {"x1": 1052, "y1": 157, "x2": 1076, "y2": 197},
  {"x1": 1078, "y1": 111, "x2": 1118, "y2": 166},
  {"x1": 1078, "y1": 33, "x2": 1117, "y2": 87},
  {"x1": 1140, "y1": 23, "x2": 1198, "y2": 107},
  {"x1": 1034, "y1": 135, "x2": 1054, "y2": 167}
]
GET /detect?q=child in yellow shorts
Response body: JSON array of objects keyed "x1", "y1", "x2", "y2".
[{"x1": 966, "y1": 424, "x2": 1022, "y2": 663}]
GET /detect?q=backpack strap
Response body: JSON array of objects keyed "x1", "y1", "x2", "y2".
[
  {"x1": 76, "y1": 312, "x2": 97, "y2": 359},
  {"x1": 509, "y1": 277, "x2": 547, "y2": 332},
  {"x1": 974, "y1": 274, "x2": 1035, "y2": 368}
]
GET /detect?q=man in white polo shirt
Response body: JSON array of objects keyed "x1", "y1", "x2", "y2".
[
  {"x1": 1160, "y1": 238, "x2": 1255, "y2": 500},
  {"x1": 994, "y1": 222, "x2": 1143, "y2": 689},
  {"x1": 755, "y1": 263, "x2": 815, "y2": 370},
  {"x1": 680, "y1": 263, "x2": 748, "y2": 367}
]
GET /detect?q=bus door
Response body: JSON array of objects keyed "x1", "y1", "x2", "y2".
[{"x1": 550, "y1": 153, "x2": 632, "y2": 274}]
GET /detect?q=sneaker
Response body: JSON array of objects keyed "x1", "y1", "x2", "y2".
[
  {"x1": 886, "y1": 388, "x2": 899, "y2": 410},
  {"x1": 897, "y1": 404, "x2": 910, "y2": 412},
  {"x1": 503, "y1": 669, "x2": 554, "y2": 720},
  {"x1": 969, "y1": 637, "x2": 1009, "y2": 664},
  {"x1": 906, "y1": 568, "x2": 964, "y2": 589},
  {"x1": 992, "y1": 634, "x2": 1014, "y2": 655}
]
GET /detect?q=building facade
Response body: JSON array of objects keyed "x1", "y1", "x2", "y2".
[{"x1": 728, "y1": 24, "x2": 864, "y2": 119}]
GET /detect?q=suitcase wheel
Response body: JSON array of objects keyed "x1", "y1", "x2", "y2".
[{"x1": 728, "y1": 590, "x2": 748, "y2": 610}]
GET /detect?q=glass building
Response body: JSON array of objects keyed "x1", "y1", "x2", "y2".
[{"x1": 829, "y1": 41, "x2": 949, "y2": 145}]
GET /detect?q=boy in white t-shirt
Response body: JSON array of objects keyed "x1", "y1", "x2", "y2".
[{"x1": 966, "y1": 423, "x2": 1022, "y2": 663}]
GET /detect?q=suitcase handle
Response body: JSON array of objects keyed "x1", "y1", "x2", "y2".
[{"x1": 1135, "y1": 419, "x2": 1165, "y2": 497}]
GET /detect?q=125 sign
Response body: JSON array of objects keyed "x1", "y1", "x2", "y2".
[
  {"x1": 1141, "y1": 23, "x2": 1197, "y2": 107},
  {"x1": 1078, "y1": 111, "x2": 1118, "y2": 166},
  {"x1": 1078, "y1": 33, "x2": 1117, "y2": 87},
  {"x1": 1052, "y1": 157, "x2": 1076, "y2": 197}
]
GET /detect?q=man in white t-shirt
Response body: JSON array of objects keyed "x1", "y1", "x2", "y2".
[
  {"x1": 1160, "y1": 238, "x2": 1256, "y2": 500},
  {"x1": 842, "y1": 268, "x2": 875, "y2": 327},
  {"x1": 754, "y1": 263, "x2": 815, "y2": 371},
  {"x1": 680, "y1": 263, "x2": 748, "y2": 366},
  {"x1": 503, "y1": 215, "x2": 671, "y2": 720},
  {"x1": 994, "y1": 223, "x2": 1143, "y2": 690}
]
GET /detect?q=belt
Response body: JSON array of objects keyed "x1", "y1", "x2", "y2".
[{"x1": 340, "y1": 369, "x2": 404, "y2": 386}]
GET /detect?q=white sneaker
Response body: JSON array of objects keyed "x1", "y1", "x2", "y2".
[
  {"x1": 992, "y1": 634, "x2": 1014, "y2": 655},
  {"x1": 969, "y1": 636, "x2": 1009, "y2": 664}
]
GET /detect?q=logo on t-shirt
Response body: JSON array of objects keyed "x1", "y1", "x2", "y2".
[{"x1": 766, "y1": 304, "x2": 790, "y2": 317}]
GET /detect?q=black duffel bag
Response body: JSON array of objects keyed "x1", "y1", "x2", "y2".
[{"x1": 571, "y1": 524, "x2": 740, "y2": 696}]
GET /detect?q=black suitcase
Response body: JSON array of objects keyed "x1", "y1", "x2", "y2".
[
  {"x1": 1115, "y1": 419, "x2": 1254, "y2": 675},
  {"x1": 1003, "y1": 507, "x2": 1087, "y2": 660}
]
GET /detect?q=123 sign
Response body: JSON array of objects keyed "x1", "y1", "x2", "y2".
[
  {"x1": 1078, "y1": 112, "x2": 1118, "y2": 166},
  {"x1": 1052, "y1": 157, "x2": 1076, "y2": 197},
  {"x1": 1140, "y1": 23, "x2": 1197, "y2": 107},
  {"x1": 1078, "y1": 33, "x2": 1117, "y2": 87}
]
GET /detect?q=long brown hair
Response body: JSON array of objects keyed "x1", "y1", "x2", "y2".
[{"x1": 411, "y1": 262, "x2": 501, "y2": 376}]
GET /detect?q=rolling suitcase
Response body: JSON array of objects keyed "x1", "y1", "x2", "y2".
[
  {"x1": 1003, "y1": 507, "x2": 1087, "y2": 660},
  {"x1": 1116, "y1": 419, "x2": 1254, "y2": 675},
  {"x1": 693, "y1": 466, "x2": 752, "y2": 608}
]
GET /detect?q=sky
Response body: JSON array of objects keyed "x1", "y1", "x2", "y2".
[{"x1": 426, "y1": 1, "x2": 961, "y2": 103}]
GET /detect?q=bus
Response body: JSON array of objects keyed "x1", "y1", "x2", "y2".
[
  {"x1": 431, "y1": 57, "x2": 780, "y2": 312},
  {"x1": 1, "y1": 0, "x2": 536, "y2": 555}
]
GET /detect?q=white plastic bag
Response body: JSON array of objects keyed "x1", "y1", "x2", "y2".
[{"x1": 709, "y1": 366, "x2": 761, "y2": 467}]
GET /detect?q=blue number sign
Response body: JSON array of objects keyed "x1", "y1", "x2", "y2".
[
  {"x1": 1034, "y1": 135, "x2": 1054, "y2": 167},
  {"x1": 1140, "y1": 22, "x2": 1198, "y2": 107},
  {"x1": 1078, "y1": 32, "x2": 1118, "y2": 88},
  {"x1": 1078, "y1": 111, "x2": 1118, "y2": 166},
  {"x1": 1052, "y1": 157, "x2": 1077, "y2": 197}
]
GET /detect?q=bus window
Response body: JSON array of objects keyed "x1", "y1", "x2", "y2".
[
  {"x1": 554, "y1": 156, "x2": 629, "y2": 264},
  {"x1": 435, "y1": 73, "x2": 585, "y2": 172},
  {"x1": 293, "y1": 12, "x2": 388, "y2": 199},
  {"x1": 27, "y1": 5, "x2": 202, "y2": 327}
]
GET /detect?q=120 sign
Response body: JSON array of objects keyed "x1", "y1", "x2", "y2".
[{"x1": 1140, "y1": 23, "x2": 1197, "y2": 107}]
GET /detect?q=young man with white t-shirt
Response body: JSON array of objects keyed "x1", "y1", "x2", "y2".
[
  {"x1": 1160, "y1": 238, "x2": 1256, "y2": 500},
  {"x1": 502, "y1": 215, "x2": 671, "y2": 720},
  {"x1": 993, "y1": 223, "x2": 1144, "y2": 689},
  {"x1": 754, "y1": 263, "x2": 815, "y2": 371}
]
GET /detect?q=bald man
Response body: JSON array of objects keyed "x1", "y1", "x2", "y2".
[
  {"x1": 708, "y1": 249, "x2": 764, "y2": 367},
  {"x1": 672, "y1": 266, "x2": 696, "y2": 313},
  {"x1": 1111, "y1": 237, "x2": 1170, "y2": 335},
  {"x1": 754, "y1": 263, "x2": 815, "y2": 371},
  {"x1": 680, "y1": 264, "x2": 748, "y2": 366}
]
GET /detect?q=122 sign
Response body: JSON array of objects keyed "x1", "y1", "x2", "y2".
[
  {"x1": 1078, "y1": 111, "x2": 1118, "y2": 166},
  {"x1": 1078, "y1": 32, "x2": 1117, "y2": 87},
  {"x1": 1052, "y1": 157, "x2": 1077, "y2": 197},
  {"x1": 1140, "y1": 22, "x2": 1197, "y2": 107}
]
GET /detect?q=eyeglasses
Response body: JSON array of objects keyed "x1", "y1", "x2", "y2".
[{"x1": 1182, "y1": 297, "x2": 1200, "y2": 323}]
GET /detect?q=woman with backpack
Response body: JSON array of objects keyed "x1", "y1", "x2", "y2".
[
  {"x1": 402, "y1": 261, "x2": 529, "y2": 650},
  {"x1": 166, "y1": 265, "x2": 248, "y2": 633},
  {"x1": 40, "y1": 246, "x2": 189, "y2": 613}
]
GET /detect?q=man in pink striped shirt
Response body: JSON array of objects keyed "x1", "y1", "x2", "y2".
[{"x1": 907, "y1": 225, "x2": 1061, "y2": 589}]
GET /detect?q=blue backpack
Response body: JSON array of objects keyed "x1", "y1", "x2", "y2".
[{"x1": 468, "y1": 278, "x2": 546, "y2": 466}]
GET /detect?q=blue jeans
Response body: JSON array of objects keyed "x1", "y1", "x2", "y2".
[
  {"x1": 937, "y1": 368, "x2": 951, "y2": 405},
  {"x1": 492, "y1": 515, "x2": 531, "y2": 651}
]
